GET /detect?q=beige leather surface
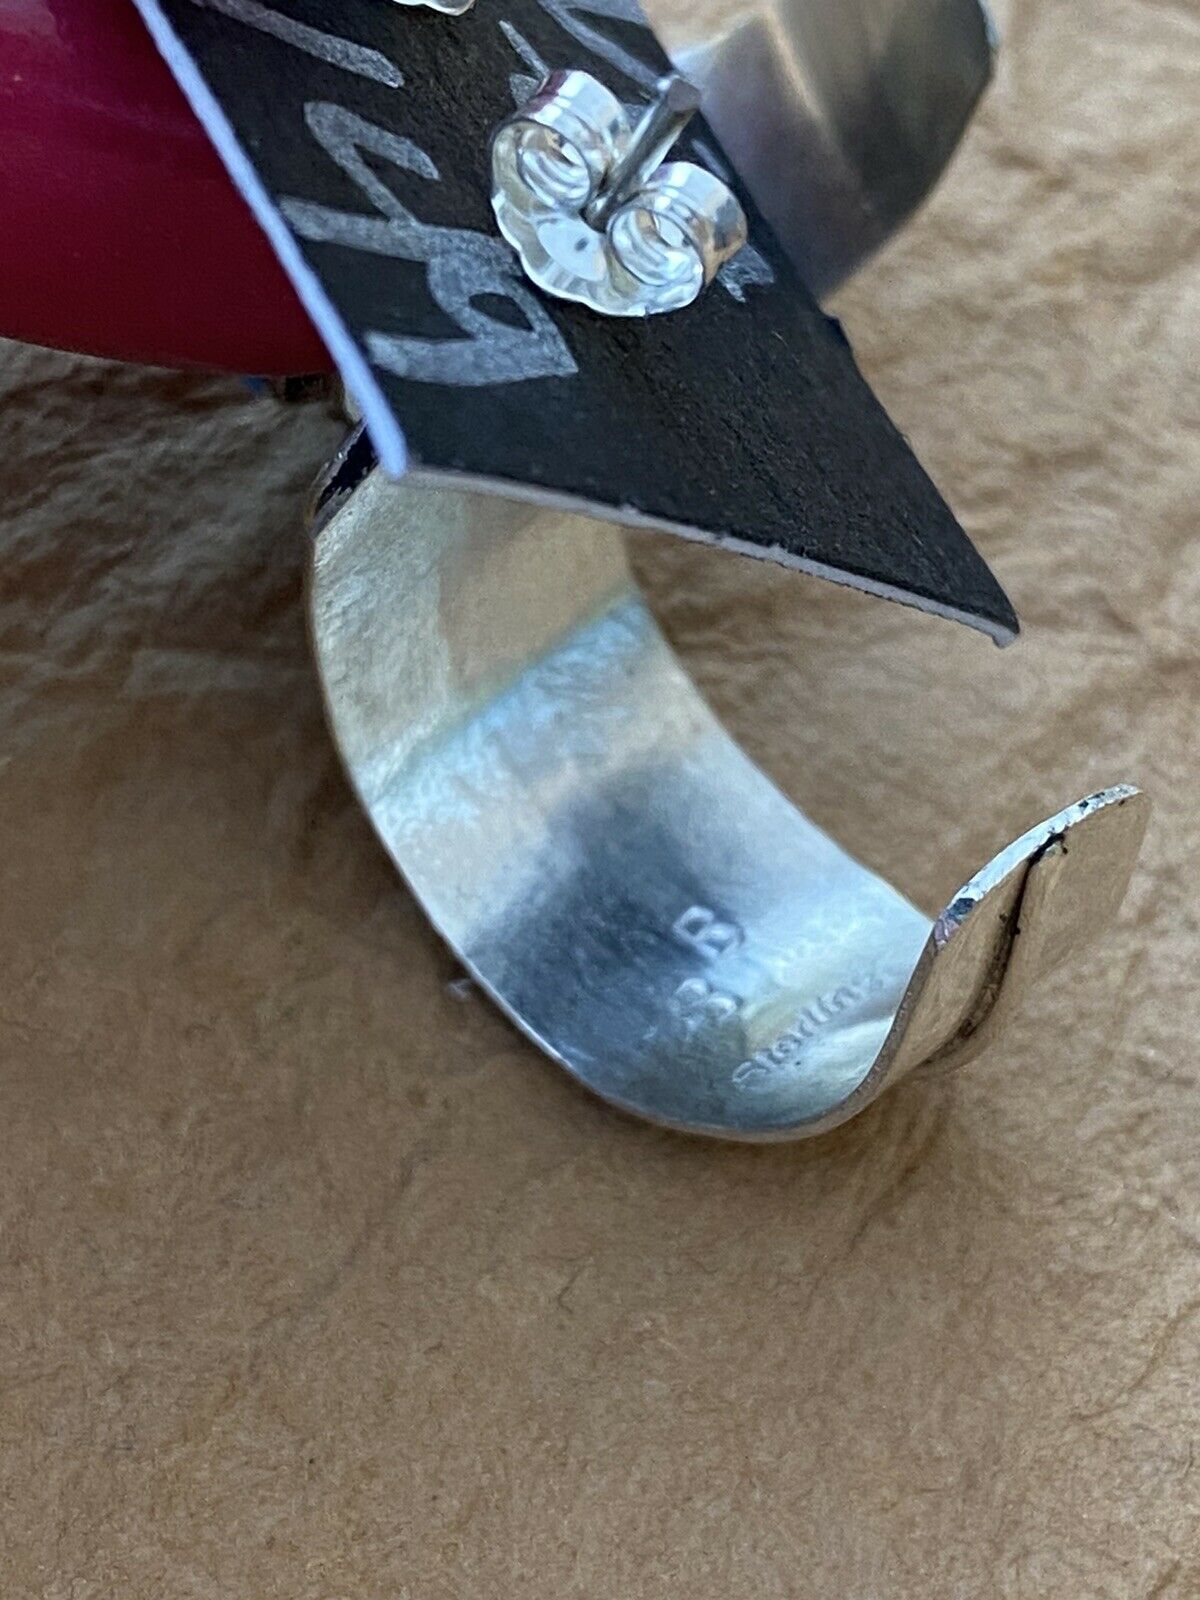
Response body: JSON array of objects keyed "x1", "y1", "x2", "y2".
[{"x1": 2, "y1": 1, "x2": 1197, "y2": 1593}]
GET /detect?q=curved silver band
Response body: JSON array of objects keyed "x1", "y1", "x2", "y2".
[
  {"x1": 307, "y1": 449, "x2": 1147, "y2": 1139},
  {"x1": 664, "y1": 0, "x2": 997, "y2": 297}
]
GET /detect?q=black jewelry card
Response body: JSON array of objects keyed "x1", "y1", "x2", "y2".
[{"x1": 131, "y1": 0, "x2": 1017, "y2": 642}]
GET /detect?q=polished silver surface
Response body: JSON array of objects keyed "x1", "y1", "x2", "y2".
[
  {"x1": 308, "y1": 456, "x2": 1147, "y2": 1140},
  {"x1": 491, "y1": 70, "x2": 747, "y2": 316},
  {"x1": 660, "y1": 0, "x2": 996, "y2": 296},
  {"x1": 584, "y1": 74, "x2": 699, "y2": 229},
  {"x1": 394, "y1": 0, "x2": 474, "y2": 14}
]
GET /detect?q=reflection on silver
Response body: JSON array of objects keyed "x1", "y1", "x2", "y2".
[
  {"x1": 491, "y1": 71, "x2": 747, "y2": 316},
  {"x1": 660, "y1": 0, "x2": 997, "y2": 296},
  {"x1": 307, "y1": 444, "x2": 1148, "y2": 1141},
  {"x1": 583, "y1": 73, "x2": 700, "y2": 229},
  {"x1": 393, "y1": 0, "x2": 474, "y2": 14}
]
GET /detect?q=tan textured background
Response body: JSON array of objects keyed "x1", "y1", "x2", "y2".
[{"x1": 2, "y1": 1, "x2": 1199, "y2": 1594}]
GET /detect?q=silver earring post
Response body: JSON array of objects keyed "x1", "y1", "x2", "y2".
[
  {"x1": 491, "y1": 69, "x2": 747, "y2": 317},
  {"x1": 584, "y1": 74, "x2": 700, "y2": 230}
]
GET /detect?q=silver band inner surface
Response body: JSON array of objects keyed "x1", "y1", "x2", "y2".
[{"x1": 308, "y1": 466, "x2": 1145, "y2": 1139}]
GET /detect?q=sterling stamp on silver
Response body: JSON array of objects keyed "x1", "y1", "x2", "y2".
[{"x1": 132, "y1": 0, "x2": 1148, "y2": 1139}]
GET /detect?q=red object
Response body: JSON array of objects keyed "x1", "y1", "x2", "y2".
[{"x1": 0, "y1": 0, "x2": 331, "y2": 373}]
